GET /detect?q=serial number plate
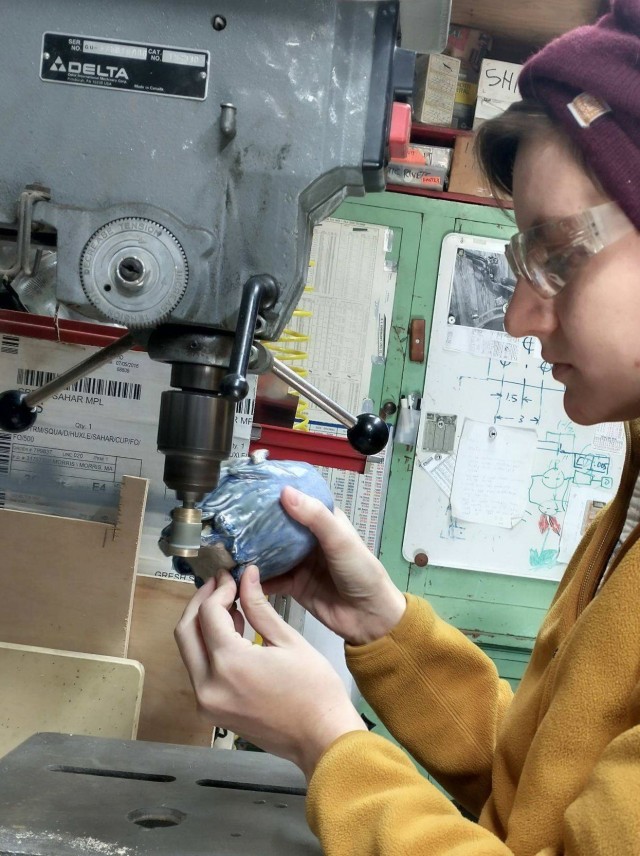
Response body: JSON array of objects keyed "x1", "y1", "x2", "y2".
[{"x1": 40, "y1": 32, "x2": 209, "y2": 100}]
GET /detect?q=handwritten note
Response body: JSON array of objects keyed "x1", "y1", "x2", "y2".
[{"x1": 450, "y1": 420, "x2": 538, "y2": 528}]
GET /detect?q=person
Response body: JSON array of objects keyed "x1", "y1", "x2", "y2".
[{"x1": 174, "y1": 1, "x2": 640, "y2": 852}]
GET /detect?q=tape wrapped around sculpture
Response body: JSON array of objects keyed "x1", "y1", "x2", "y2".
[{"x1": 160, "y1": 454, "x2": 334, "y2": 586}]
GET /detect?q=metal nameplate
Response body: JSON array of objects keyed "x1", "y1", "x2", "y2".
[{"x1": 40, "y1": 32, "x2": 209, "y2": 100}]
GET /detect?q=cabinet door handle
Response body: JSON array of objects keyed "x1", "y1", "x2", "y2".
[{"x1": 409, "y1": 318, "x2": 425, "y2": 363}]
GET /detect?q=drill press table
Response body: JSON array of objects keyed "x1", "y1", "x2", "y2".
[{"x1": 0, "y1": 733, "x2": 321, "y2": 855}]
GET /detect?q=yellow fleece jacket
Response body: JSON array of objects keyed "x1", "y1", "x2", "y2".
[{"x1": 307, "y1": 421, "x2": 640, "y2": 855}]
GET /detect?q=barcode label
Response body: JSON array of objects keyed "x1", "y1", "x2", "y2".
[
  {"x1": 1, "y1": 335, "x2": 19, "y2": 355},
  {"x1": 16, "y1": 368, "x2": 142, "y2": 401},
  {"x1": 235, "y1": 397, "x2": 255, "y2": 416},
  {"x1": 0, "y1": 432, "x2": 11, "y2": 475}
]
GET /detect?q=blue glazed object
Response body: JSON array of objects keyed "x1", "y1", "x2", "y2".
[{"x1": 165, "y1": 455, "x2": 334, "y2": 585}]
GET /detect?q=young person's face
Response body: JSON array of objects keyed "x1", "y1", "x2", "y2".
[{"x1": 507, "y1": 132, "x2": 640, "y2": 425}]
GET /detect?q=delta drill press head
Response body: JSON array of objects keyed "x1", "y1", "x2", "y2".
[{"x1": 0, "y1": 0, "x2": 450, "y2": 554}]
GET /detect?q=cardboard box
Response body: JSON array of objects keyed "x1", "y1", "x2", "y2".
[
  {"x1": 473, "y1": 59, "x2": 523, "y2": 129},
  {"x1": 395, "y1": 143, "x2": 453, "y2": 171},
  {"x1": 0, "y1": 332, "x2": 256, "y2": 578},
  {"x1": 451, "y1": 64, "x2": 479, "y2": 130},
  {"x1": 447, "y1": 136, "x2": 493, "y2": 198},
  {"x1": 387, "y1": 143, "x2": 453, "y2": 190},
  {"x1": 445, "y1": 24, "x2": 493, "y2": 74},
  {"x1": 386, "y1": 164, "x2": 446, "y2": 191},
  {"x1": 413, "y1": 53, "x2": 461, "y2": 126},
  {"x1": 446, "y1": 25, "x2": 493, "y2": 130}
]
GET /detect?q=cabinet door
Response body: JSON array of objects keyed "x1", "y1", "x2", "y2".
[{"x1": 337, "y1": 192, "x2": 557, "y2": 674}]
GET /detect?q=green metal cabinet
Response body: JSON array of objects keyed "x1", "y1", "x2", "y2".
[{"x1": 334, "y1": 191, "x2": 557, "y2": 685}]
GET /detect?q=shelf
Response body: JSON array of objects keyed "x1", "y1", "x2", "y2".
[
  {"x1": 410, "y1": 122, "x2": 472, "y2": 147},
  {"x1": 450, "y1": 0, "x2": 602, "y2": 47},
  {"x1": 386, "y1": 183, "x2": 512, "y2": 209},
  {"x1": 392, "y1": 123, "x2": 514, "y2": 209},
  {"x1": 249, "y1": 424, "x2": 367, "y2": 474}
]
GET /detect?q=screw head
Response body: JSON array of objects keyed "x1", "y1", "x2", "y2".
[
  {"x1": 414, "y1": 552, "x2": 429, "y2": 568},
  {"x1": 212, "y1": 14, "x2": 227, "y2": 30},
  {"x1": 118, "y1": 257, "x2": 144, "y2": 282},
  {"x1": 114, "y1": 257, "x2": 147, "y2": 292}
]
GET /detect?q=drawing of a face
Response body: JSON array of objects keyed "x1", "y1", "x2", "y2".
[{"x1": 505, "y1": 132, "x2": 640, "y2": 425}]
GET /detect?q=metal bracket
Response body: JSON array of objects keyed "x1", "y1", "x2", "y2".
[{"x1": 0, "y1": 184, "x2": 52, "y2": 281}]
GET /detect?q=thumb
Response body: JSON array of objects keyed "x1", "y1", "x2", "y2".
[
  {"x1": 281, "y1": 485, "x2": 338, "y2": 539},
  {"x1": 281, "y1": 485, "x2": 359, "y2": 559},
  {"x1": 239, "y1": 565, "x2": 297, "y2": 647}
]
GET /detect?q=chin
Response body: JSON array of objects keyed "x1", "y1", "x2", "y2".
[
  {"x1": 564, "y1": 390, "x2": 637, "y2": 425},
  {"x1": 563, "y1": 392, "x2": 609, "y2": 426}
]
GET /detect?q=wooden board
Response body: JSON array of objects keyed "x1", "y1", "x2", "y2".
[
  {"x1": 0, "y1": 476, "x2": 147, "y2": 657},
  {"x1": 451, "y1": 0, "x2": 603, "y2": 46},
  {"x1": 0, "y1": 642, "x2": 144, "y2": 758},
  {"x1": 128, "y1": 575, "x2": 215, "y2": 747}
]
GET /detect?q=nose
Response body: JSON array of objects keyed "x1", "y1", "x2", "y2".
[{"x1": 504, "y1": 277, "x2": 558, "y2": 339}]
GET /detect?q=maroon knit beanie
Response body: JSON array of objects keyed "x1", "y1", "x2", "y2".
[{"x1": 518, "y1": 0, "x2": 640, "y2": 228}]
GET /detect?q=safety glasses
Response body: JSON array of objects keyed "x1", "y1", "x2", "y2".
[{"x1": 505, "y1": 201, "x2": 635, "y2": 298}]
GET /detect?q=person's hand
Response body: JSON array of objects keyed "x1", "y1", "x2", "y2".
[
  {"x1": 175, "y1": 567, "x2": 367, "y2": 781},
  {"x1": 261, "y1": 486, "x2": 406, "y2": 646}
]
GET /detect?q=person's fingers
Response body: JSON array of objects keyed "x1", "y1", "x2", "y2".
[
  {"x1": 174, "y1": 577, "x2": 218, "y2": 686},
  {"x1": 229, "y1": 603, "x2": 245, "y2": 637},
  {"x1": 280, "y1": 487, "x2": 362, "y2": 559},
  {"x1": 197, "y1": 570, "x2": 241, "y2": 655},
  {"x1": 208, "y1": 568, "x2": 238, "y2": 607},
  {"x1": 176, "y1": 576, "x2": 217, "y2": 629},
  {"x1": 239, "y1": 565, "x2": 299, "y2": 647}
]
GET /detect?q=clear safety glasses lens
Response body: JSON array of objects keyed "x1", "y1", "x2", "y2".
[{"x1": 506, "y1": 202, "x2": 635, "y2": 299}]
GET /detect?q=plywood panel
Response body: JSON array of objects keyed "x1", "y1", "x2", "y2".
[
  {"x1": 451, "y1": 0, "x2": 602, "y2": 46},
  {"x1": 0, "y1": 642, "x2": 144, "y2": 757},
  {"x1": 128, "y1": 575, "x2": 215, "y2": 747},
  {"x1": 0, "y1": 476, "x2": 147, "y2": 657}
]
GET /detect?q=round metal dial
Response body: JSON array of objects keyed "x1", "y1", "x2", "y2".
[{"x1": 80, "y1": 218, "x2": 188, "y2": 328}]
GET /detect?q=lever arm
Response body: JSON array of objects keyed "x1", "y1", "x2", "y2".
[
  {"x1": 271, "y1": 357, "x2": 389, "y2": 456},
  {"x1": 220, "y1": 275, "x2": 279, "y2": 401},
  {"x1": 0, "y1": 333, "x2": 135, "y2": 433}
]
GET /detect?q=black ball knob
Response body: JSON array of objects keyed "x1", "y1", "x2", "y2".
[
  {"x1": 347, "y1": 413, "x2": 390, "y2": 456},
  {"x1": 0, "y1": 390, "x2": 38, "y2": 433},
  {"x1": 220, "y1": 375, "x2": 250, "y2": 401}
]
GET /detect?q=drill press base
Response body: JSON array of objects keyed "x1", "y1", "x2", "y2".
[{"x1": 0, "y1": 733, "x2": 321, "y2": 855}]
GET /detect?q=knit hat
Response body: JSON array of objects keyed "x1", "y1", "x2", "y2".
[{"x1": 518, "y1": 0, "x2": 640, "y2": 228}]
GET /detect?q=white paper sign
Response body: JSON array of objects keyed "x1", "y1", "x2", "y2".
[{"x1": 450, "y1": 420, "x2": 538, "y2": 528}]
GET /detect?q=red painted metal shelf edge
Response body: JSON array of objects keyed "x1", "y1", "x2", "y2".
[
  {"x1": 410, "y1": 122, "x2": 473, "y2": 146},
  {"x1": 0, "y1": 308, "x2": 128, "y2": 348},
  {"x1": 386, "y1": 183, "x2": 513, "y2": 209},
  {"x1": 250, "y1": 425, "x2": 367, "y2": 474}
]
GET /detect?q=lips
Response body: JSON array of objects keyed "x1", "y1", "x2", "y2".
[
  {"x1": 551, "y1": 363, "x2": 572, "y2": 382},
  {"x1": 542, "y1": 351, "x2": 570, "y2": 370}
]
